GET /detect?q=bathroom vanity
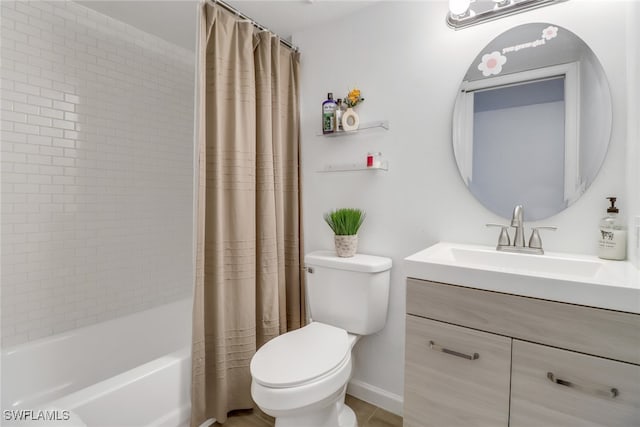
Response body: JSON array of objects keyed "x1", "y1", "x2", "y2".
[
  {"x1": 404, "y1": 15, "x2": 638, "y2": 427},
  {"x1": 403, "y1": 243, "x2": 640, "y2": 427}
]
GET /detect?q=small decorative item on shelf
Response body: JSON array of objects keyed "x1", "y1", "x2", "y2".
[
  {"x1": 322, "y1": 92, "x2": 338, "y2": 134},
  {"x1": 366, "y1": 152, "x2": 382, "y2": 168},
  {"x1": 323, "y1": 208, "x2": 366, "y2": 257},
  {"x1": 335, "y1": 98, "x2": 345, "y2": 132},
  {"x1": 342, "y1": 88, "x2": 364, "y2": 131}
]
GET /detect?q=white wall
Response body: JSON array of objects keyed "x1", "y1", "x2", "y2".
[
  {"x1": 0, "y1": 1, "x2": 195, "y2": 347},
  {"x1": 627, "y1": 0, "x2": 640, "y2": 268},
  {"x1": 294, "y1": 0, "x2": 632, "y2": 413}
]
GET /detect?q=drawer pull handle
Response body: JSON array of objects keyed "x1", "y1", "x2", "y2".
[
  {"x1": 429, "y1": 340, "x2": 479, "y2": 361},
  {"x1": 546, "y1": 372, "x2": 619, "y2": 399}
]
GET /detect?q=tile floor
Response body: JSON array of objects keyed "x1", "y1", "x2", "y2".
[{"x1": 214, "y1": 394, "x2": 403, "y2": 426}]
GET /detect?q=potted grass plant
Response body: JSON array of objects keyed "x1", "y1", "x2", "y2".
[{"x1": 323, "y1": 208, "x2": 366, "y2": 257}]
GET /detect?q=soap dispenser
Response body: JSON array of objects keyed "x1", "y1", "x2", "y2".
[{"x1": 598, "y1": 197, "x2": 627, "y2": 260}]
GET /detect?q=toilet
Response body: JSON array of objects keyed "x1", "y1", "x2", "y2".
[{"x1": 250, "y1": 250, "x2": 392, "y2": 427}]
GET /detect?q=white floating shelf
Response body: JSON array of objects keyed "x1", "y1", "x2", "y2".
[
  {"x1": 318, "y1": 160, "x2": 389, "y2": 173},
  {"x1": 317, "y1": 120, "x2": 390, "y2": 137}
]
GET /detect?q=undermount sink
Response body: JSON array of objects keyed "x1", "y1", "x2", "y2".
[
  {"x1": 442, "y1": 244, "x2": 602, "y2": 278},
  {"x1": 404, "y1": 242, "x2": 640, "y2": 313}
]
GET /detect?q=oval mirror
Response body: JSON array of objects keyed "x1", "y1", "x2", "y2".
[{"x1": 452, "y1": 23, "x2": 612, "y2": 221}]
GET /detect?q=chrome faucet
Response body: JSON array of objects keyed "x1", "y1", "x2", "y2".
[
  {"x1": 511, "y1": 205, "x2": 526, "y2": 248},
  {"x1": 486, "y1": 205, "x2": 557, "y2": 255}
]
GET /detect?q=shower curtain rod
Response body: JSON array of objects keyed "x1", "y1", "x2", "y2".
[{"x1": 205, "y1": 0, "x2": 299, "y2": 51}]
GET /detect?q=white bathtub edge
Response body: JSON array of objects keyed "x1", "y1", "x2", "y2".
[
  {"x1": 50, "y1": 348, "x2": 190, "y2": 412},
  {"x1": 146, "y1": 404, "x2": 191, "y2": 427}
]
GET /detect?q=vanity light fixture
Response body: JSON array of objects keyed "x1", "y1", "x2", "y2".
[
  {"x1": 493, "y1": 0, "x2": 511, "y2": 8},
  {"x1": 449, "y1": 0, "x2": 473, "y2": 18},
  {"x1": 447, "y1": 0, "x2": 568, "y2": 29}
]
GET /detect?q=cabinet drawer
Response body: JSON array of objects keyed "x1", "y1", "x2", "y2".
[
  {"x1": 404, "y1": 315, "x2": 511, "y2": 427},
  {"x1": 407, "y1": 278, "x2": 640, "y2": 365},
  {"x1": 511, "y1": 340, "x2": 640, "y2": 427}
]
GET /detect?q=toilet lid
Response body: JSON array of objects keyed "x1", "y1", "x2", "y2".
[{"x1": 250, "y1": 322, "x2": 349, "y2": 388}]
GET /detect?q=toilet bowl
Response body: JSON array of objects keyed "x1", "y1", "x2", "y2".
[
  {"x1": 251, "y1": 322, "x2": 359, "y2": 427},
  {"x1": 250, "y1": 251, "x2": 392, "y2": 427}
]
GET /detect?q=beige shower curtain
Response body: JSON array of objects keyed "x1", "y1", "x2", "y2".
[{"x1": 191, "y1": 3, "x2": 305, "y2": 426}]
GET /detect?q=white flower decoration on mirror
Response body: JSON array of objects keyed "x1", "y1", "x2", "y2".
[
  {"x1": 542, "y1": 25, "x2": 558, "y2": 41},
  {"x1": 478, "y1": 51, "x2": 507, "y2": 76}
]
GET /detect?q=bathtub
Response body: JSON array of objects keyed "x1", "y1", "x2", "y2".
[{"x1": 2, "y1": 298, "x2": 192, "y2": 427}]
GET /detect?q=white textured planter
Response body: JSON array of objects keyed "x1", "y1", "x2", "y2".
[{"x1": 334, "y1": 234, "x2": 358, "y2": 257}]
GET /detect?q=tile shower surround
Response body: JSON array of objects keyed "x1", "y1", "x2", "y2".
[{"x1": 0, "y1": 1, "x2": 195, "y2": 346}]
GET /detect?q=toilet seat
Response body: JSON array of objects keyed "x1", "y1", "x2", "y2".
[{"x1": 250, "y1": 322, "x2": 349, "y2": 388}]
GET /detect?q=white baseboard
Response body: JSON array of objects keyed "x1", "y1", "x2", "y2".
[{"x1": 346, "y1": 379, "x2": 403, "y2": 416}]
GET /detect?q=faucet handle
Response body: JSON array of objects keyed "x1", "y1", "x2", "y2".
[
  {"x1": 486, "y1": 223, "x2": 511, "y2": 247},
  {"x1": 529, "y1": 226, "x2": 557, "y2": 251}
]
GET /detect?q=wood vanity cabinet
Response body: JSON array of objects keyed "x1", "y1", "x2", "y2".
[
  {"x1": 403, "y1": 278, "x2": 640, "y2": 427},
  {"x1": 404, "y1": 315, "x2": 511, "y2": 427}
]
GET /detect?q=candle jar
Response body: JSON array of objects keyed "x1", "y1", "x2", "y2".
[{"x1": 367, "y1": 152, "x2": 382, "y2": 168}]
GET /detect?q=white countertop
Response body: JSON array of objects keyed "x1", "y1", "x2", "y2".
[{"x1": 404, "y1": 242, "x2": 640, "y2": 314}]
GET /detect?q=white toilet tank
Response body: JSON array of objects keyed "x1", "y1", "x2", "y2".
[{"x1": 304, "y1": 251, "x2": 392, "y2": 335}]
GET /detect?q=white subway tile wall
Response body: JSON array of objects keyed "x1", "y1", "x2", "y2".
[{"x1": 1, "y1": 1, "x2": 195, "y2": 347}]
